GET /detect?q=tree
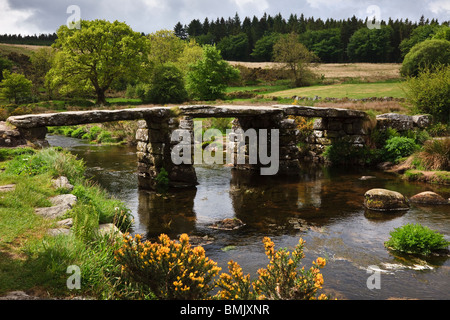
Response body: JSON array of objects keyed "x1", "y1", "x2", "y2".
[
  {"x1": 186, "y1": 45, "x2": 240, "y2": 100},
  {"x1": 145, "y1": 63, "x2": 188, "y2": 104},
  {"x1": 401, "y1": 39, "x2": 450, "y2": 77},
  {"x1": 347, "y1": 26, "x2": 394, "y2": 62},
  {"x1": 273, "y1": 33, "x2": 318, "y2": 87},
  {"x1": 30, "y1": 47, "x2": 55, "y2": 98},
  {"x1": 217, "y1": 33, "x2": 250, "y2": 61},
  {"x1": 0, "y1": 57, "x2": 12, "y2": 81},
  {"x1": 399, "y1": 25, "x2": 438, "y2": 57},
  {"x1": 148, "y1": 29, "x2": 184, "y2": 67},
  {"x1": 250, "y1": 32, "x2": 281, "y2": 62},
  {"x1": 0, "y1": 70, "x2": 32, "y2": 104},
  {"x1": 299, "y1": 28, "x2": 344, "y2": 62},
  {"x1": 48, "y1": 20, "x2": 150, "y2": 105}
]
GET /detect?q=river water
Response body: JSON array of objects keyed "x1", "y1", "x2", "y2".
[{"x1": 47, "y1": 134, "x2": 450, "y2": 300}]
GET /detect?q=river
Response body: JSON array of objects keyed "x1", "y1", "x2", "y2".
[{"x1": 47, "y1": 134, "x2": 450, "y2": 300}]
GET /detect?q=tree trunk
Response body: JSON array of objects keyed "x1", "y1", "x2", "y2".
[{"x1": 95, "y1": 88, "x2": 107, "y2": 106}]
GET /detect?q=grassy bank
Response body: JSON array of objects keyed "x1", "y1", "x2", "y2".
[{"x1": 0, "y1": 147, "x2": 132, "y2": 298}]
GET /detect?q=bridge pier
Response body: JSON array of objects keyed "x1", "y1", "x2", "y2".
[
  {"x1": 230, "y1": 114, "x2": 301, "y2": 175},
  {"x1": 136, "y1": 115, "x2": 197, "y2": 190}
]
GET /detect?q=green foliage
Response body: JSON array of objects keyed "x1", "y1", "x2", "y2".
[
  {"x1": 145, "y1": 63, "x2": 188, "y2": 104},
  {"x1": 401, "y1": 39, "x2": 450, "y2": 77},
  {"x1": 383, "y1": 136, "x2": 419, "y2": 162},
  {"x1": 299, "y1": 28, "x2": 344, "y2": 62},
  {"x1": 147, "y1": 29, "x2": 184, "y2": 68},
  {"x1": 48, "y1": 20, "x2": 150, "y2": 105},
  {"x1": 251, "y1": 32, "x2": 281, "y2": 61},
  {"x1": 273, "y1": 32, "x2": 318, "y2": 87},
  {"x1": 155, "y1": 168, "x2": 169, "y2": 192},
  {"x1": 0, "y1": 70, "x2": 32, "y2": 104},
  {"x1": 186, "y1": 45, "x2": 240, "y2": 100},
  {"x1": 347, "y1": 27, "x2": 394, "y2": 63},
  {"x1": 0, "y1": 147, "x2": 35, "y2": 162},
  {"x1": 217, "y1": 33, "x2": 250, "y2": 61},
  {"x1": 71, "y1": 183, "x2": 132, "y2": 232},
  {"x1": 323, "y1": 138, "x2": 382, "y2": 166},
  {"x1": 385, "y1": 223, "x2": 449, "y2": 255},
  {"x1": 399, "y1": 25, "x2": 439, "y2": 57},
  {"x1": 404, "y1": 65, "x2": 450, "y2": 123},
  {"x1": 4, "y1": 147, "x2": 85, "y2": 184},
  {"x1": 0, "y1": 57, "x2": 12, "y2": 80}
]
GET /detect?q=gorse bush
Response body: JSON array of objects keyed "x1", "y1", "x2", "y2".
[
  {"x1": 115, "y1": 233, "x2": 221, "y2": 300},
  {"x1": 217, "y1": 237, "x2": 328, "y2": 300},
  {"x1": 116, "y1": 234, "x2": 328, "y2": 300},
  {"x1": 385, "y1": 223, "x2": 449, "y2": 255}
]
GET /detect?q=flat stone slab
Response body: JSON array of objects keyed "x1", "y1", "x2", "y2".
[
  {"x1": 7, "y1": 107, "x2": 171, "y2": 128},
  {"x1": 7, "y1": 104, "x2": 368, "y2": 129}
]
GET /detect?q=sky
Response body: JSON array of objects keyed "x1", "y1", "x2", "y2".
[{"x1": 0, "y1": 0, "x2": 449, "y2": 35}]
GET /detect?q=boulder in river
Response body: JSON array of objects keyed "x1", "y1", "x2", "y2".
[
  {"x1": 210, "y1": 218, "x2": 245, "y2": 230},
  {"x1": 409, "y1": 191, "x2": 449, "y2": 205},
  {"x1": 364, "y1": 188, "x2": 409, "y2": 211}
]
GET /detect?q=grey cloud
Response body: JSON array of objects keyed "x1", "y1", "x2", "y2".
[{"x1": 4, "y1": 0, "x2": 449, "y2": 35}]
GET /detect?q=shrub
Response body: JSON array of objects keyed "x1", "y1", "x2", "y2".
[
  {"x1": 146, "y1": 63, "x2": 188, "y2": 104},
  {"x1": 216, "y1": 237, "x2": 328, "y2": 300},
  {"x1": 0, "y1": 70, "x2": 32, "y2": 104},
  {"x1": 70, "y1": 127, "x2": 86, "y2": 139},
  {"x1": 383, "y1": 136, "x2": 419, "y2": 162},
  {"x1": 385, "y1": 223, "x2": 450, "y2": 255},
  {"x1": 115, "y1": 233, "x2": 221, "y2": 300},
  {"x1": 401, "y1": 39, "x2": 450, "y2": 77},
  {"x1": 186, "y1": 45, "x2": 240, "y2": 100},
  {"x1": 323, "y1": 138, "x2": 382, "y2": 166},
  {"x1": 417, "y1": 138, "x2": 450, "y2": 171},
  {"x1": 404, "y1": 65, "x2": 450, "y2": 123}
]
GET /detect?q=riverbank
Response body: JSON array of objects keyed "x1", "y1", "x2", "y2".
[{"x1": 0, "y1": 147, "x2": 132, "y2": 299}]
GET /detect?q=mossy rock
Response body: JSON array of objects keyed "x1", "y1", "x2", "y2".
[{"x1": 364, "y1": 188, "x2": 409, "y2": 211}]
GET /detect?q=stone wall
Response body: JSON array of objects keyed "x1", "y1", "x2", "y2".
[{"x1": 304, "y1": 117, "x2": 370, "y2": 163}]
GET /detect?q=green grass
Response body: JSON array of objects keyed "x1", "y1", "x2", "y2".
[
  {"x1": 0, "y1": 147, "x2": 132, "y2": 297},
  {"x1": 265, "y1": 81, "x2": 406, "y2": 99}
]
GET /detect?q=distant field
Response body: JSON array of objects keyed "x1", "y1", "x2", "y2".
[
  {"x1": 228, "y1": 61, "x2": 402, "y2": 83},
  {"x1": 0, "y1": 43, "x2": 49, "y2": 56},
  {"x1": 265, "y1": 81, "x2": 406, "y2": 99}
]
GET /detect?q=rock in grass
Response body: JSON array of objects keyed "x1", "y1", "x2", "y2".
[
  {"x1": 409, "y1": 191, "x2": 449, "y2": 205},
  {"x1": 35, "y1": 194, "x2": 77, "y2": 219},
  {"x1": 364, "y1": 188, "x2": 409, "y2": 211},
  {"x1": 52, "y1": 176, "x2": 74, "y2": 192}
]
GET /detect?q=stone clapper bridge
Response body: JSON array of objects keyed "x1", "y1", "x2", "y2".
[{"x1": 6, "y1": 104, "x2": 369, "y2": 190}]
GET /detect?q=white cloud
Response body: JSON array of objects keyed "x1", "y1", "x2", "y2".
[
  {"x1": 0, "y1": 0, "x2": 36, "y2": 34},
  {"x1": 428, "y1": 0, "x2": 450, "y2": 14}
]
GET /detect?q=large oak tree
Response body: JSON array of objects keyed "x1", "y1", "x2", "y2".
[{"x1": 49, "y1": 20, "x2": 150, "y2": 105}]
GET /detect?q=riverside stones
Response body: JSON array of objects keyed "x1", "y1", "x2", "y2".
[
  {"x1": 364, "y1": 188, "x2": 409, "y2": 211},
  {"x1": 35, "y1": 194, "x2": 77, "y2": 219},
  {"x1": 409, "y1": 191, "x2": 449, "y2": 205}
]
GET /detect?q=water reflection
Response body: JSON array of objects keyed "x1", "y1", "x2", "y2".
[
  {"x1": 47, "y1": 134, "x2": 450, "y2": 299},
  {"x1": 138, "y1": 188, "x2": 197, "y2": 239}
]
